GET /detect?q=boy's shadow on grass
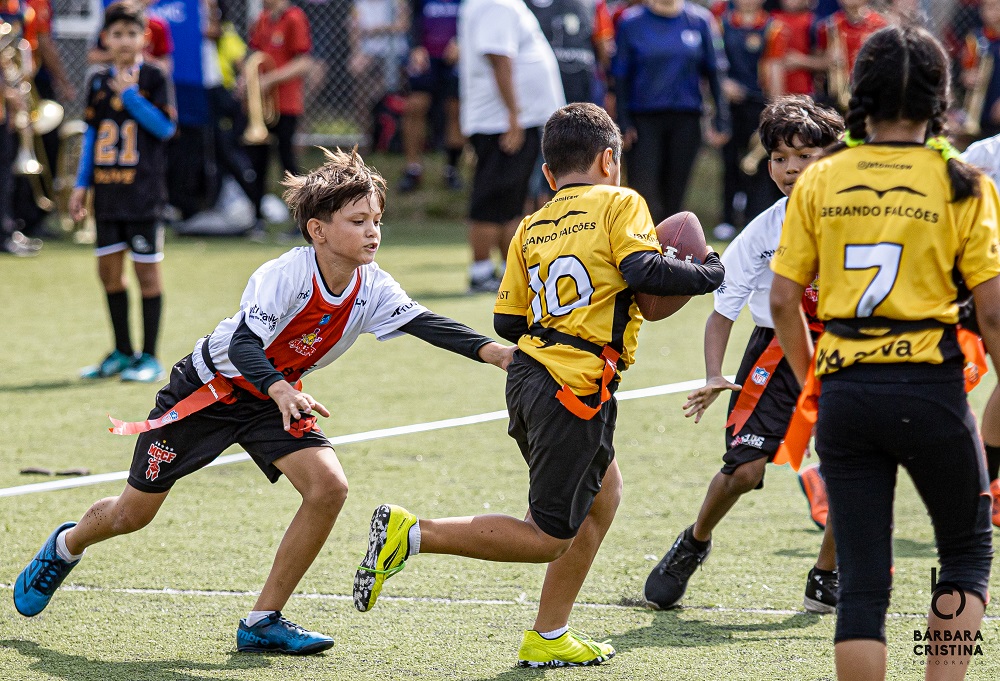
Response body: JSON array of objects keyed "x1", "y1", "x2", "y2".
[
  {"x1": 0, "y1": 639, "x2": 272, "y2": 681},
  {"x1": 774, "y1": 534, "x2": 935, "y2": 560},
  {"x1": 470, "y1": 608, "x2": 824, "y2": 681},
  {"x1": 0, "y1": 379, "x2": 106, "y2": 394}
]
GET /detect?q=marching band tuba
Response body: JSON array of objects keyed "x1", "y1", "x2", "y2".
[
  {"x1": 963, "y1": 49, "x2": 994, "y2": 138},
  {"x1": 241, "y1": 52, "x2": 279, "y2": 145},
  {"x1": 826, "y1": 21, "x2": 851, "y2": 112},
  {"x1": 740, "y1": 133, "x2": 769, "y2": 176}
]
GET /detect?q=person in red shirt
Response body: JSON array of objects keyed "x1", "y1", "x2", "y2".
[
  {"x1": 814, "y1": 0, "x2": 887, "y2": 111},
  {"x1": 243, "y1": 0, "x2": 313, "y2": 237},
  {"x1": 769, "y1": 0, "x2": 818, "y2": 96}
]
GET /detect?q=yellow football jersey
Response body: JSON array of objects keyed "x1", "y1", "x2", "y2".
[
  {"x1": 495, "y1": 184, "x2": 660, "y2": 394},
  {"x1": 772, "y1": 143, "x2": 1000, "y2": 377}
]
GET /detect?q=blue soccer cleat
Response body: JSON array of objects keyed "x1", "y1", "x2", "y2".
[
  {"x1": 80, "y1": 350, "x2": 133, "y2": 379},
  {"x1": 120, "y1": 353, "x2": 165, "y2": 383},
  {"x1": 14, "y1": 522, "x2": 81, "y2": 617},
  {"x1": 236, "y1": 612, "x2": 335, "y2": 655}
]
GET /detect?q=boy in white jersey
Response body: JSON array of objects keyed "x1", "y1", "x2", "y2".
[
  {"x1": 961, "y1": 135, "x2": 1000, "y2": 526},
  {"x1": 644, "y1": 96, "x2": 844, "y2": 613},
  {"x1": 13, "y1": 148, "x2": 515, "y2": 655}
]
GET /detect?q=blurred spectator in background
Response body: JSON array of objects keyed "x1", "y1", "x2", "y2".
[
  {"x1": 960, "y1": 0, "x2": 1000, "y2": 141},
  {"x1": 459, "y1": 0, "x2": 564, "y2": 293},
  {"x1": 350, "y1": 0, "x2": 409, "y2": 140},
  {"x1": 814, "y1": 0, "x2": 887, "y2": 112},
  {"x1": 770, "y1": 0, "x2": 820, "y2": 97},
  {"x1": 399, "y1": 0, "x2": 463, "y2": 193},
  {"x1": 612, "y1": 0, "x2": 730, "y2": 223},
  {"x1": 89, "y1": 0, "x2": 174, "y2": 74},
  {"x1": 715, "y1": 0, "x2": 783, "y2": 239},
  {"x1": 244, "y1": 0, "x2": 313, "y2": 239}
]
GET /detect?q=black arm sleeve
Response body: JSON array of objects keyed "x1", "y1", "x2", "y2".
[
  {"x1": 494, "y1": 313, "x2": 529, "y2": 344},
  {"x1": 620, "y1": 250, "x2": 725, "y2": 296},
  {"x1": 399, "y1": 311, "x2": 493, "y2": 362},
  {"x1": 229, "y1": 320, "x2": 285, "y2": 396}
]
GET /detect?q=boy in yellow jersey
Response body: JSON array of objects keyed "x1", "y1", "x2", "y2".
[
  {"x1": 353, "y1": 102, "x2": 724, "y2": 667},
  {"x1": 770, "y1": 25, "x2": 1000, "y2": 679}
]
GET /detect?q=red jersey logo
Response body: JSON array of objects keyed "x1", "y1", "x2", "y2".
[{"x1": 145, "y1": 441, "x2": 177, "y2": 481}]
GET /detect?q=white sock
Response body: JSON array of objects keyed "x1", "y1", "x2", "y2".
[
  {"x1": 539, "y1": 625, "x2": 569, "y2": 640},
  {"x1": 245, "y1": 610, "x2": 277, "y2": 627},
  {"x1": 407, "y1": 521, "x2": 421, "y2": 556},
  {"x1": 469, "y1": 259, "x2": 494, "y2": 281},
  {"x1": 55, "y1": 529, "x2": 84, "y2": 563}
]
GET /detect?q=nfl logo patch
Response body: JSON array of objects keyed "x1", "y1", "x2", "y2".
[{"x1": 751, "y1": 367, "x2": 770, "y2": 386}]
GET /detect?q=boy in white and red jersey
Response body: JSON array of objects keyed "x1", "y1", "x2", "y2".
[{"x1": 12, "y1": 148, "x2": 515, "y2": 655}]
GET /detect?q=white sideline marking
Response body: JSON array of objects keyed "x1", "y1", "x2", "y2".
[
  {"x1": 0, "y1": 584, "x2": 995, "y2": 620},
  {"x1": 0, "y1": 377, "x2": 728, "y2": 499}
]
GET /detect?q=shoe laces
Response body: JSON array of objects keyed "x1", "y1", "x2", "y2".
[
  {"x1": 659, "y1": 537, "x2": 707, "y2": 578},
  {"x1": 356, "y1": 559, "x2": 407, "y2": 577},
  {"x1": 31, "y1": 557, "x2": 70, "y2": 595},
  {"x1": 566, "y1": 628, "x2": 611, "y2": 653},
  {"x1": 272, "y1": 613, "x2": 313, "y2": 640}
]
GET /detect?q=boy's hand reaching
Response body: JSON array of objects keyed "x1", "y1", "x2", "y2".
[
  {"x1": 69, "y1": 187, "x2": 88, "y2": 222},
  {"x1": 268, "y1": 381, "x2": 331, "y2": 431},
  {"x1": 683, "y1": 375, "x2": 741, "y2": 423},
  {"x1": 478, "y1": 342, "x2": 517, "y2": 371}
]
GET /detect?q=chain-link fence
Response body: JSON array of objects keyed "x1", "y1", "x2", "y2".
[{"x1": 45, "y1": 0, "x2": 995, "y2": 147}]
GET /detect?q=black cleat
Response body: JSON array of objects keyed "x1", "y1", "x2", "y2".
[
  {"x1": 643, "y1": 526, "x2": 712, "y2": 609},
  {"x1": 803, "y1": 567, "x2": 839, "y2": 614}
]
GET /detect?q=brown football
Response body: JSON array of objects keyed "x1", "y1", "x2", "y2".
[{"x1": 635, "y1": 211, "x2": 711, "y2": 322}]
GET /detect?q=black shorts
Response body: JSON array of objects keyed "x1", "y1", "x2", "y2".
[
  {"x1": 721, "y1": 326, "x2": 800, "y2": 483},
  {"x1": 127, "y1": 355, "x2": 333, "y2": 493},
  {"x1": 95, "y1": 219, "x2": 164, "y2": 263},
  {"x1": 506, "y1": 351, "x2": 616, "y2": 540},
  {"x1": 408, "y1": 57, "x2": 459, "y2": 99},
  {"x1": 469, "y1": 128, "x2": 541, "y2": 224}
]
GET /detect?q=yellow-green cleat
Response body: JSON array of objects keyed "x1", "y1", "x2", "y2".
[
  {"x1": 517, "y1": 628, "x2": 616, "y2": 668},
  {"x1": 354, "y1": 504, "x2": 417, "y2": 612}
]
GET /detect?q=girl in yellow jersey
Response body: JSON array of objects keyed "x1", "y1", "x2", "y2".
[{"x1": 770, "y1": 25, "x2": 1000, "y2": 681}]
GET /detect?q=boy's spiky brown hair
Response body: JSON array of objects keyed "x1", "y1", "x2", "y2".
[{"x1": 282, "y1": 147, "x2": 387, "y2": 243}]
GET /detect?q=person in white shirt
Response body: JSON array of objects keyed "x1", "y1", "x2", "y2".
[
  {"x1": 961, "y1": 134, "x2": 1000, "y2": 526},
  {"x1": 645, "y1": 96, "x2": 844, "y2": 613},
  {"x1": 459, "y1": 0, "x2": 565, "y2": 292}
]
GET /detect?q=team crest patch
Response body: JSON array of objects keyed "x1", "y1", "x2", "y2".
[
  {"x1": 319, "y1": 314, "x2": 331, "y2": 325},
  {"x1": 145, "y1": 441, "x2": 177, "y2": 481},
  {"x1": 751, "y1": 367, "x2": 770, "y2": 386},
  {"x1": 289, "y1": 328, "x2": 323, "y2": 357}
]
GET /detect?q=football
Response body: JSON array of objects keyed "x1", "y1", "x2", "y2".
[{"x1": 635, "y1": 211, "x2": 711, "y2": 322}]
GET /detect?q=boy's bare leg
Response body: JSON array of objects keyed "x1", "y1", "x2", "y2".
[
  {"x1": 133, "y1": 261, "x2": 162, "y2": 298},
  {"x1": 834, "y1": 640, "x2": 887, "y2": 681},
  {"x1": 97, "y1": 250, "x2": 127, "y2": 292},
  {"x1": 533, "y1": 460, "x2": 623, "y2": 632},
  {"x1": 402, "y1": 91, "x2": 432, "y2": 168},
  {"x1": 816, "y1": 516, "x2": 837, "y2": 571},
  {"x1": 692, "y1": 457, "x2": 767, "y2": 542},
  {"x1": 64, "y1": 484, "x2": 169, "y2": 554},
  {"x1": 925, "y1": 591, "x2": 986, "y2": 681},
  {"x1": 254, "y1": 446, "x2": 348, "y2": 611},
  {"x1": 419, "y1": 514, "x2": 571, "y2": 563}
]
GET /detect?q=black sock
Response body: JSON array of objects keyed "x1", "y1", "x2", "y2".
[
  {"x1": 985, "y1": 444, "x2": 1000, "y2": 482},
  {"x1": 446, "y1": 147, "x2": 462, "y2": 168},
  {"x1": 685, "y1": 525, "x2": 710, "y2": 550},
  {"x1": 142, "y1": 294, "x2": 162, "y2": 357},
  {"x1": 106, "y1": 290, "x2": 132, "y2": 356}
]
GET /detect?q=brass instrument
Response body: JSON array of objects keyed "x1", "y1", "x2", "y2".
[
  {"x1": 963, "y1": 52, "x2": 994, "y2": 137},
  {"x1": 55, "y1": 119, "x2": 89, "y2": 237},
  {"x1": 826, "y1": 22, "x2": 850, "y2": 112},
  {"x1": 241, "y1": 52, "x2": 279, "y2": 145},
  {"x1": 0, "y1": 21, "x2": 64, "y2": 211},
  {"x1": 740, "y1": 133, "x2": 768, "y2": 176}
]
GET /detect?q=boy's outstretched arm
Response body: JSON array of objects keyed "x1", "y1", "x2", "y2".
[
  {"x1": 620, "y1": 251, "x2": 725, "y2": 296},
  {"x1": 400, "y1": 311, "x2": 515, "y2": 370},
  {"x1": 683, "y1": 311, "x2": 742, "y2": 423}
]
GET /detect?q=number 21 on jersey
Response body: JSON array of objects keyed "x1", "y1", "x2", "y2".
[
  {"x1": 527, "y1": 256, "x2": 595, "y2": 322},
  {"x1": 95, "y1": 120, "x2": 139, "y2": 166}
]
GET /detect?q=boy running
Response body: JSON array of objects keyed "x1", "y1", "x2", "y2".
[
  {"x1": 644, "y1": 95, "x2": 843, "y2": 613},
  {"x1": 72, "y1": 1, "x2": 176, "y2": 383},
  {"x1": 14, "y1": 148, "x2": 515, "y2": 655},
  {"x1": 353, "y1": 103, "x2": 724, "y2": 667}
]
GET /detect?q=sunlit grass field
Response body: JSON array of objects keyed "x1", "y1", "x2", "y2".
[{"x1": 1, "y1": 152, "x2": 999, "y2": 680}]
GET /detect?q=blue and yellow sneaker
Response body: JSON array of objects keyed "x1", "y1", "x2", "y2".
[
  {"x1": 236, "y1": 612, "x2": 334, "y2": 655},
  {"x1": 517, "y1": 629, "x2": 616, "y2": 668},
  {"x1": 80, "y1": 350, "x2": 132, "y2": 379},
  {"x1": 14, "y1": 522, "x2": 80, "y2": 617},
  {"x1": 354, "y1": 504, "x2": 416, "y2": 612},
  {"x1": 120, "y1": 353, "x2": 165, "y2": 383}
]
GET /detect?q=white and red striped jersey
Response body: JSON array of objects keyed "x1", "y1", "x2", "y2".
[{"x1": 191, "y1": 247, "x2": 427, "y2": 391}]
